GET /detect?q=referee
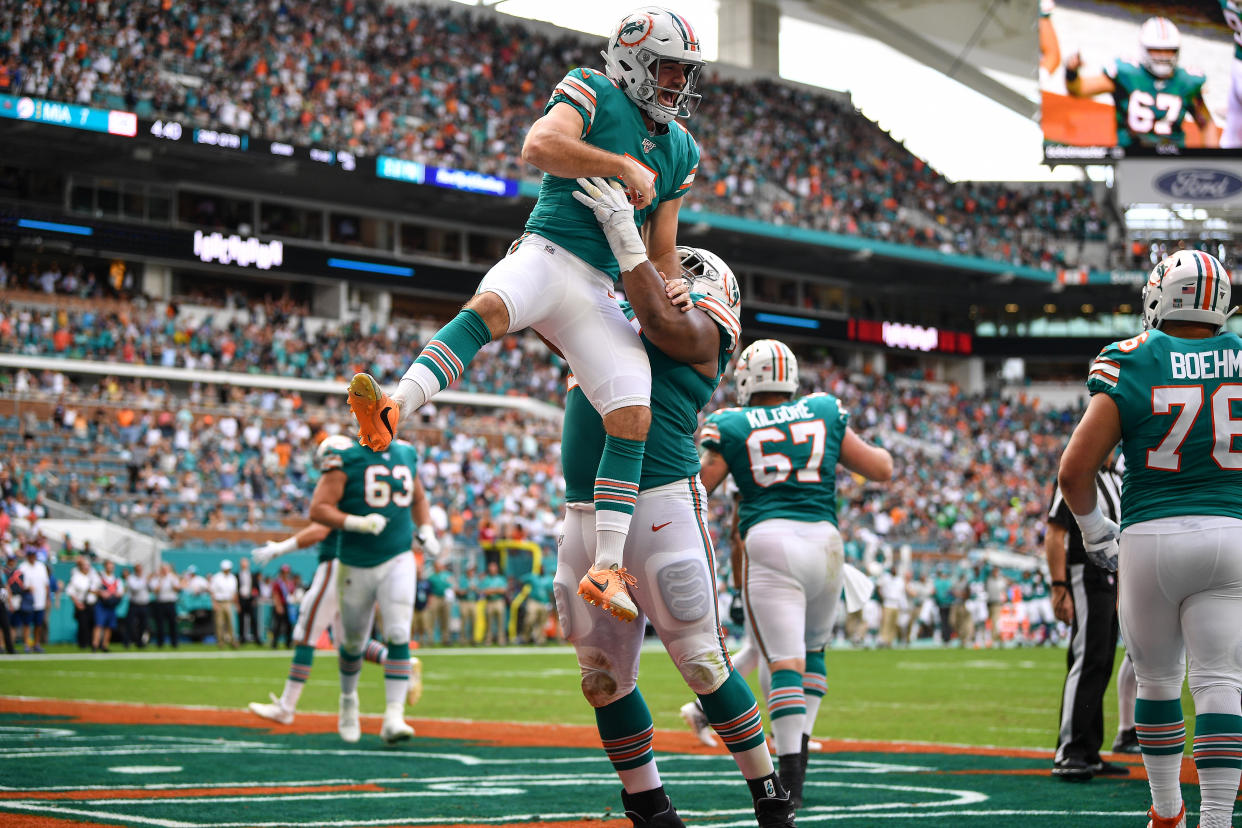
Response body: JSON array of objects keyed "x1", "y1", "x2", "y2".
[{"x1": 1047, "y1": 460, "x2": 1130, "y2": 781}]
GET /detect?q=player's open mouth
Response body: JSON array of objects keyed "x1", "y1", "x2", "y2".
[{"x1": 659, "y1": 91, "x2": 678, "y2": 106}]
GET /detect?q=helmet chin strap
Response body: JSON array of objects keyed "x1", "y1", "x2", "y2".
[{"x1": 1225, "y1": 306, "x2": 1239, "y2": 322}]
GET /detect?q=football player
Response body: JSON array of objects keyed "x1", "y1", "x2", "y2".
[
  {"x1": 348, "y1": 7, "x2": 705, "y2": 626},
  {"x1": 554, "y1": 177, "x2": 796, "y2": 827},
  {"x1": 1059, "y1": 251, "x2": 1242, "y2": 828},
  {"x1": 1221, "y1": 0, "x2": 1242, "y2": 148},
  {"x1": 246, "y1": 436, "x2": 431, "y2": 726},
  {"x1": 698, "y1": 339, "x2": 893, "y2": 807},
  {"x1": 1065, "y1": 16, "x2": 1220, "y2": 149},
  {"x1": 308, "y1": 433, "x2": 435, "y2": 745}
]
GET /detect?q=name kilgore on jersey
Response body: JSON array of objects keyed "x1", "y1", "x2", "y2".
[{"x1": 744, "y1": 399, "x2": 816, "y2": 428}]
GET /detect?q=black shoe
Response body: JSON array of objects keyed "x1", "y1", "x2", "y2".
[
  {"x1": 754, "y1": 780, "x2": 797, "y2": 828},
  {"x1": 620, "y1": 787, "x2": 685, "y2": 828},
  {"x1": 1112, "y1": 728, "x2": 1141, "y2": 754},
  {"x1": 778, "y1": 752, "x2": 805, "y2": 810},
  {"x1": 1090, "y1": 759, "x2": 1130, "y2": 777},
  {"x1": 1051, "y1": 756, "x2": 1094, "y2": 781}
]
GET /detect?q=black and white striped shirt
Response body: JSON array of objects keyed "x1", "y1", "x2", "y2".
[{"x1": 1047, "y1": 468, "x2": 1123, "y2": 568}]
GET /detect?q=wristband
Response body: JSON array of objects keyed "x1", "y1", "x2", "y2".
[
  {"x1": 418, "y1": 523, "x2": 435, "y2": 540},
  {"x1": 615, "y1": 250, "x2": 649, "y2": 274},
  {"x1": 1051, "y1": 580, "x2": 1069, "y2": 588},
  {"x1": 1065, "y1": 66, "x2": 1079, "y2": 83},
  {"x1": 1071, "y1": 504, "x2": 1107, "y2": 538},
  {"x1": 270, "y1": 537, "x2": 298, "y2": 555},
  {"x1": 342, "y1": 514, "x2": 369, "y2": 533}
]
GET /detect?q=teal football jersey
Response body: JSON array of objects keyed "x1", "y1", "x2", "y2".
[
  {"x1": 1087, "y1": 329, "x2": 1242, "y2": 528},
  {"x1": 1105, "y1": 59, "x2": 1207, "y2": 148},
  {"x1": 1222, "y1": 1, "x2": 1242, "y2": 61},
  {"x1": 524, "y1": 67, "x2": 700, "y2": 281},
  {"x1": 561, "y1": 295, "x2": 737, "y2": 501},
  {"x1": 700, "y1": 394, "x2": 849, "y2": 538},
  {"x1": 318, "y1": 440, "x2": 419, "y2": 567}
]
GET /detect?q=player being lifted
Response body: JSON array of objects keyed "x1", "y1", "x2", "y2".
[
  {"x1": 697, "y1": 340, "x2": 892, "y2": 807},
  {"x1": 246, "y1": 436, "x2": 435, "y2": 726},
  {"x1": 1066, "y1": 16, "x2": 1219, "y2": 149},
  {"x1": 554, "y1": 177, "x2": 796, "y2": 827},
  {"x1": 1060, "y1": 251, "x2": 1241, "y2": 828},
  {"x1": 348, "y1": 7, "x2": 704, "y2": 625},
  {"x1": 308, "y1": 433, "x2": 434, "y2": 744}
]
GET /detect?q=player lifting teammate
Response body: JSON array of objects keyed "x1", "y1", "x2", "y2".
[
  {"x1": 246, "y1": 436, "x2": 434, "y2": 726},
  {"x1": 1060, "y1": 251, "x2": 1242, "y2": 828},
  {"x1": 1066, "y1": 16, "x2": 1219, "y2": 149},
  {"x1": 554, "y1": 177, "x2": 796, "y2": 827},
  {"x1": 348, "y1": 7, "x2": 705, "y2": 625},
  {"x1": 697, "y1": 340, "x2": 892, "y2": 807},
  {"x1": 308, "y1": 434, "x2": 435, "y2": 745}
]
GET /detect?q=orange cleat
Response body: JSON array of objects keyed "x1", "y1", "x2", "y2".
[
  {"x1": 1146, "y1": 803, "x2": 1186, "y2": 828},
  {"x1": 348, "y1": 373, "x2": 399, "y2": 451},
  {"x1": 577, "y1": 565, "x2": 638, "y2": 622}
]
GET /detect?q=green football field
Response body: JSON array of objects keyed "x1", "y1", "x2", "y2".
[{"x1": 0, "y1": 643, "x2": 1209, "y2": 826}]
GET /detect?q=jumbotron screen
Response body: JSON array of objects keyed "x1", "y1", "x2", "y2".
[{"x1": 1040, "y1": 0, "x2": 1241, "y2": 161}]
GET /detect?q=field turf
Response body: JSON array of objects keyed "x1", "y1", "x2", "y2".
[{"x1": 0, "y1": 643, "x2": 1212, "y2": 826}]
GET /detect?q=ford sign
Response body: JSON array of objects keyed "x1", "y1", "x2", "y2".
[{"x1": 1153, "y1": 169, "x2": 1242, "y2": 201}]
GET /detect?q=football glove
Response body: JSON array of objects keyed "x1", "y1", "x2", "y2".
[
  {"x1": 417, "y1": 523, "x2": 441, "y2": 558},
  {"x1": 251, "y1": 536, "x2": 297, "y2": 566},
  {"x1": 343, "y1": 513, "x2": 388, "y2": 536},
  {"x1": 729, "y1": 591, "x2": 745, "y2": 626},
  {"x1": 251, "y1": 543, "x2": 279, "y2": 567},
  {"x1": 1073, "y1": 506, "x2": 1119, "y2": 572},
  {"x1": 571, "y1": 176, "x2": 648, "y2": 273}
]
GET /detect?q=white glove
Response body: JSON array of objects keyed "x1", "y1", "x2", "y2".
[
  {"x1": 344, "y1": 513, "x2": 388, "y2": 535},
  {"x1": 417, "y1": 523, "x2": 441, "y2": 557},
  {"x1": 571, "y1": 176, "x2": 648, "y2": 273},
  {"x1": 1073, "y1": 505, "x2": 1119, "y2": 572},
  {"x1": 251, "y1": 536, "x2": 297, "y2": 566}
]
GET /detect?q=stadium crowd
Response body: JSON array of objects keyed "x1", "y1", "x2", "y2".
[{"x1": 2, "y1": 0, "x2": 1110, "y2": 269}]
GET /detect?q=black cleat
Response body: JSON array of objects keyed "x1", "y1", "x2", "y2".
[
  {"x1": 621, "y1": 787, "x2": 685, "y2": 828},
  {"x1": 1051, "y1": 756, "x2": 1094, "y2": 781},
  {"x1": 1112, "y1": 728, "x2": 1141, "y2": 754}
]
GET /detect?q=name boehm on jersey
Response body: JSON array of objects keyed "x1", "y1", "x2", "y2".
[{"x1": 1169, "y1": 349, "x2": 1242, "y2": 380}]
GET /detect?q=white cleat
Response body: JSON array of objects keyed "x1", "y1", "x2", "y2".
[
  {"x1": 407, "y1": 657, "x2": 423, "y2": 706},
  {"x1": 679, "y1": 700, "x2": 717, "y2": 747},
  {"x1": 248, "y1": 692, "x2": 294, "y2": 725},
  {"x1": 338, "y1": 692, "x2": 361, "y2": 743},
  {"x1": 380, "y1": 702, "x2": 414, "y2": 745}
]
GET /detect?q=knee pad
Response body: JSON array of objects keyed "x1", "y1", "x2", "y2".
[
  {"x1": 577, "y1": 646, "x2": 635, "y2": 707},
  {"x1": 666, "y1": 634, "x2": 731, "y2": 695},
  {"x1": 656, "y1": 558, "x2": 712, "y2": 623}
]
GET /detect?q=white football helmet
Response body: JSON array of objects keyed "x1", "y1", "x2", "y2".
[
  {"x1": 316, "y1": 433, "x2": 354, "y2": 469},
  {"x1": 679, "y1": 246, "x2": 740, "y2": 311},
  {"x1": 1141, "y1": 250, "x2": 1231, "y2": 332},
  {"x1": 1139, "y1": 17, "x2": 1179, "y2": 79},
  {"x1": 735, "y1": 339, "x2": 799, "y2": 406},
  {"x1": 602, "y1": 7, "x2": 704, "y2": 125}
]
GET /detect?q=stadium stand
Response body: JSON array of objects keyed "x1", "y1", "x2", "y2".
[{"x1": 1, "y1": 0, "x2": 1113, "y2": 270}]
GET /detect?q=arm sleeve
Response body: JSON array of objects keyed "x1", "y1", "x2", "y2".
[{"x1": 546, "y1": 69, "x2": 598, "y2": 137}]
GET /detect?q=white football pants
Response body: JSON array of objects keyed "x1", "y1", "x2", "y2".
[
  {"x1": 337, "y1": 551, "x2": 416, "y2": 651},
  {"x1": 744, "y1": 518, "x2": 844, "y2": 663},
  {"x1": 1119, "y1": 516, "x2": 1242, "y2": 699},
  {"x1": 554, "y1": 479, "x2": 733, "y2": 706},
  {"x1": 477, "y1": 233, "x2": 649, "y2": 415}
]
